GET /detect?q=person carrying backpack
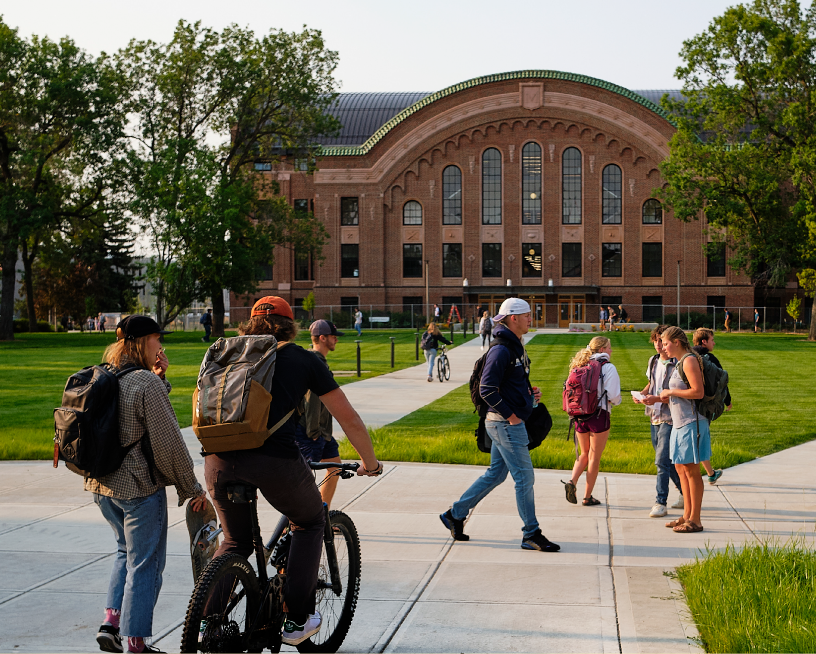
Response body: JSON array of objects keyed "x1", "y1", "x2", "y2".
[
  {"x1": 659, "y1": 326, "x2": 709, "y2": 534},
  {"x1": 199, "y1": 308, "x2": 212, "y2": 342},
  {"x1": 202, "y1": 297, "x2": 382, "y2": 646},
  {"x1": 421, "y1": 322, "x2": 452, "y2": 382},
  {"x1": 561, "y1": 336, "x2": 621, "y2": 506},
  {"x1": 439, "y1": 298, "x2": 560, "y2": 553},
  {"x1": 478, "y1": 311, "x2": 492, "y2": 350},
  {"x1": 87, "y1": 315, "x2": 210, "y2": 654},
  {"x1": 692, "y1": 328, "x2": 732, "y2": 484}
]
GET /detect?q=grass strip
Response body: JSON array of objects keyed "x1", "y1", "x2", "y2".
[
  {"x1": 341, "y1": 332, "x2": 816, "y2": 474},
  {"x1": 676, "y1": 539, "x2": 816, "y2": 653}
]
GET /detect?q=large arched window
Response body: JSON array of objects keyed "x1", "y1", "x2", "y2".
[
  {"x1": 403, "y1": 200, "x2": 422, "y2": 225},
  {"x1": 562, "y1": 147, "x2": 582, "y2": 224},
  {"x1": 602, "y1": 164, "x2": 622, "y2": 224},
  {"x1": 482, "y1": 148, "x2": 502, "y2": 225},
  {"x1": 642, "y1": 199, "x2": 662, "y2": 224},
  {"x1": 442, "y1": 166, "x2": 462, "y2": 225},
  {"x1": 522, "y1": 142, "x2": 542, "y2": 225}
]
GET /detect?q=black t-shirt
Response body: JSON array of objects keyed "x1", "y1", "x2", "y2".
[{"x1": 258, "y1": 343, "x2": 339, "y2": 458}]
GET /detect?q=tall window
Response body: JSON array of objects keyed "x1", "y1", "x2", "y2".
[
  {"x1": 294, "y1": 199, "x2": 309, "y2": 214},
  {"x1": 403, "y1": 244, "x2": 423, "y2": 278},
  {"x1": 522, "y1": 243, "x2": 542, "y2": 277},
  {"x1": 442, "y1": 243, "x2": 462, "y2": 277},
  {"x1": 294, "y1": 250, "x2": 312, "y2": 280},
  {"x1": 562, "y1": 243, "x2": 582, "y2": 277},
  {"x1": 482, "y1": 243, "x2": 502, "y2": 277},
  {"x1": 562, "y1": 147, "x2": 582, "y2": 224},
  {"x1": 642, "y1": 243, "x2": 663, "y2": 277},
  {"x1": 642, "y1": 296, "x2": 663, "y2": 322},
  {"x1": 602, "y1": 164, "x2": 622, "y2": 224},
  {"x1": 442, "y1": 166, "x2": 462, "y2": 225},
  {"x1": 403, "y1": 201, "x2": 422, "y2": 225},
  {"x1": 482, "y1": 148, "x2": 502, "y2": 224},
  {"x1": 340, "y1": 244, "x2": 358, "y2": 277},
  {"x1": 522, "y1": 143, "x2": 542, "y2": 224},
  {"x1": 341, "y1": 197, "x2": 358, "y2": 225},
  {"x1": 707, "y1": 243, "x2": 726, "y2": 277},
  {"x1": 602, "y1": 243, "x2": 622, "y2": 277},
  {"x1": 642, "y1": 199, "x2": 662, "y2": 224}
]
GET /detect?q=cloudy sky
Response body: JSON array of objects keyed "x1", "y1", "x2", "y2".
[{"x1": 4, "y1": 0, "x2": 737, "y2": 93}]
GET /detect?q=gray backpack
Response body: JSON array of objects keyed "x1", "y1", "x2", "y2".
[{"x1": 192, "y1": 336, "x2": 293, "y2": 453}]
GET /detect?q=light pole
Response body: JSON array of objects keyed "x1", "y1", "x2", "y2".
[
  {"x1": 424, "y1": 259, "x2": 430, "y2": 323},
  {"x1": 676, "y1": 260, "x2": 681, "y2": 325}
]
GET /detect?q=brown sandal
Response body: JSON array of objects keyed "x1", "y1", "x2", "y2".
[
  {"x1": 582, "y1": 496, "x2": 601, "y2": 506},
  {"x1": 665, "y1": 518, "x2": 685, "y2": 528},
  {"x1": 673, "y1": 521, "x2": 703, "y2": 533}
]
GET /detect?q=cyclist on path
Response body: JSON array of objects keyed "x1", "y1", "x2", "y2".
[{"x1": 439, "y1": 298, "x2": 560, "y2": 552}]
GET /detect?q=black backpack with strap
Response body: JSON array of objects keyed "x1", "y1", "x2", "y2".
[
  {"x1": 677, "y1": 353, "x2": 729, "y2": 422},
  {"x1": 54, "y1": 364, "x2": 155, "y2": 480}
]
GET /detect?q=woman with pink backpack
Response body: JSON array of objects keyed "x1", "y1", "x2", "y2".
[{"x1": 561, "y1": 336, "x2": 622, "y2": 506}]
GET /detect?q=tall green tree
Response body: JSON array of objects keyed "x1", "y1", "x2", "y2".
[
  {"x1": 0, "y1": 19, "x2": 127, "y2": 340},
  {"x1": 659, "y1": 0, "x2": 816, "y2": 340},
  {"x1": 119, "y1": 21, "x2": 338, "y2": 334}
]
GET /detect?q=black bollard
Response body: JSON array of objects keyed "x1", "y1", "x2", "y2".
[
  {"x1": 390, "y1": 336, "x2": 395, "y2": 368},
  {"x1": 450, "y1": 321, "x2": 454, "y2": 343},
  {"x1": 415, "y1": 332, "x2": 419, "y2": 360},
  {"x1": 355, "y1": 340, "x2": 362, "y2": 377}
]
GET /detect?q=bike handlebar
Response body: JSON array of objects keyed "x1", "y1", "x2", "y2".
[{"x1": 308, "y1": 461, "x2": 361, "y2": 472}]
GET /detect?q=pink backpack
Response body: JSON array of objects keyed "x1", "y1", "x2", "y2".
[{"x1": 562, "y1": 359, "x2": 607, "y2": 418}]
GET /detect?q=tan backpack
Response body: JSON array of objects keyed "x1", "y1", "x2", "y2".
[{"x1": 192, "y1": 336, "x2": 294, "y2": 453}]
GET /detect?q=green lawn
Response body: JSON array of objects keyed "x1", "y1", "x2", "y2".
[
  {"x1": 340, "y1": 332, "x2": 816, "y2": 474},
  {"x1": 0, "y1": 328, "x2": 476, "y2": 460}
]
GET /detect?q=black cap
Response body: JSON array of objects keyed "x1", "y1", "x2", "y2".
[{"x1": 117, "y1": 315, "x2": 171, "y2": 341}]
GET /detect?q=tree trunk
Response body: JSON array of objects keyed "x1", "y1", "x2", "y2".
[
  {"x1": 155, "y1": 279, "x2": 165, "y2": 326},
  {"x1": 0, "y1": 243, "x2": 18, "y2": 341},
  {"x1": 21, "y1": 241, "x2": 37, "y2": 332},
  {"x1": 809, "y1": 299, "x2": 816, "y2": 341},
  {"x1": 212, "y1": 287, "x2": 226, "y2": 338}
]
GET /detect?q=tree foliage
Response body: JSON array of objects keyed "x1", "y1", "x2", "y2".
[{"x1": 659, "y1": 0, "x2": 816, "y2": 339}]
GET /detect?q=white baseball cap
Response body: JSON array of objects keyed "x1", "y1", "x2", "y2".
[{"x1": 494, "y1": 298, "x2": 531, "y2": 321}]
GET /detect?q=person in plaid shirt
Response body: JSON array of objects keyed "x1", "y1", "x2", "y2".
[{"x1": 89, "y1": 316, "x2": 210, "y2": 654}]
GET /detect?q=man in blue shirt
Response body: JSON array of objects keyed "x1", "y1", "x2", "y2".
[{"x1": 440, "y1": 298, "x2": 560, "y2": 552}]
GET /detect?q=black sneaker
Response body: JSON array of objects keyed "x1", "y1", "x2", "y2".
[
  {"x1": 439, "y1": 509, "x2": 470, "y2": 541},
  {"x1": 521, "y1": 529, "x2": 560, "y2": 552},
  {"x1": 96, "y1": 624, "x2": 122, "y2": 653}
]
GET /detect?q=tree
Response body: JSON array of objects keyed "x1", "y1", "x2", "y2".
[
  {"x1": 119, "y1": 21, "x2": 338, "y2": 335},
  {"x1": 0, "y1": 19, "x2": 128, "y2": 340},
  {"x1": 302, "y1": 291, "x2": 316, "y2": 321},
  {"x1": 786, "y1": 295, "x2": 802, "y2": 332},
  {"x1": 658, "y1": 0, "x2": 816, "y2": 341}
]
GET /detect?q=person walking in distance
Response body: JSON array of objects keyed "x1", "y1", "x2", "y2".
[
  {"x1": 634, "y1": 325, "x2": 683, "y2": 518},
  {"x1": 478, "y1": 310, "x2": 492, "y2": 350},
  {"x1": 99, "y1": 313, "x2": 107, "y2": 333},
  {"x1": 433, "y1": 303, "x2": 441, "y2": 320},
  {"x1": 562, "y1": 337, "x2": 622, "y2": 506},
  {"x1": 420, "y1": 322, "x2": 452, "y2": 382},
  {"x1": 353, "y1": 307, "x2": 363, "y2": 337},
  {"x1": 294, "y1": 320, "x2": 346, "y2": 509},
  {"x1": 599, "y1": 306, "x2": 608, "y2": 332},
  {"x1": 618, "y1": 305, "x2": 629, "y2": 324},
  {"x1": 754, "y1": 308, "x2": 760, "y2": 333},
  {"x1": 199, "y1": 309, "x2": 213, "y2": 342},
  {"x1": 723, "y1": 308, "x2": 732, "y2": 333},
  {"x1": 608, "y1": 306, "x2": 618, "y2": 331},
  {"x1": 692, "y1": 328, "x2": 732, "y2": 485},
  {"x1": 439, "y1": 298, "x2": 560, "y2": 552},
  {"x1": 90, "y1": 316, "x2": 211, "y2": 654}
]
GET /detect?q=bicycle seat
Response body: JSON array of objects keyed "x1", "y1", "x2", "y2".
[{"x1": 226, "y1": 483, "x2": 257, "y2": 504}]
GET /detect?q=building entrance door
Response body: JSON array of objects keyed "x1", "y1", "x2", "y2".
[{"x1": 558, "y1": 295, "x2": 585, "y2": 328}]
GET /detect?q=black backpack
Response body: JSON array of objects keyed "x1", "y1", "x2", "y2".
[
  {"x1": 677, "y1": 353, "x2": 729, "y2": 423},
  {"x1": 469, "y1": 337, "x2": 510, "y2": 414},
  {"x1": 53, "y1": 364, "x2": 153, "y2": 480}
]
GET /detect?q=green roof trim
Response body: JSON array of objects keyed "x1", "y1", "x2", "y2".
[{"x1": 319, "y1": 70, "x2": 675, "y2": 157}]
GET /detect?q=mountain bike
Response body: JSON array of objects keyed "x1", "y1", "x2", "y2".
[
  {"x1": 180, "y1": 462, "x2": 362, "y2": 653},
  {"x1": 436, "y1": 344, "x2": 451, "y2": 382}
]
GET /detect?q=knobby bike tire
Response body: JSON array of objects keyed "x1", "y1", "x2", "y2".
[
  {"x1": 181, "y1": 553, "x2": 261, "y2": 653},
  {"x1": 297, "y1": 511, "x2": 362, "y2": 653}
]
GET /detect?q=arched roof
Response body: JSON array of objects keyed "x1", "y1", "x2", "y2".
[{"x1": 318, "y1": 70, "x2": 680, "y2": 156}]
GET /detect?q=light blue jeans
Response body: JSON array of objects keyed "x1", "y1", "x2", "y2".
[
  {"x1": 451, "y1": 419, "x2": 539, "y2": 538},
  {"x1": 94, "y1": 488, "x2": 168, "y2": 637},
  {"x1": 651, "y1": 422, "x2": 682, "y2": 505},
  {"x1": 424, "y1": 348, "x2": 437, "y2": 377}
]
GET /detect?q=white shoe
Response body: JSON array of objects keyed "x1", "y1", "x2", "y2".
[
  {"x1": 670, "y1": 496, "x2": 684, "y2": 509},
  {"x1": 282, "y1": 612, "x2": 322, "y2": 646},
  {"x1": 481, "y1": 345, "x2": 485, "y2": 351},
  {"x1": 649, "y1": 503, "x2": 668, "y2": 518}
]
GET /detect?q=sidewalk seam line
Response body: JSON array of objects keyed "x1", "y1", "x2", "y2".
[
  {"x1": 716, "y1": 485, "x2": 760, "y2": 542},
  {"x1": 605, "y1": 476, "x2": 623, "y2": 654},
  {"x1": 0, "y1": 500, "x2": 94, "y2": 537}
]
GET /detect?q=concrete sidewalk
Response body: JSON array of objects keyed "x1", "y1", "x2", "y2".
[{"x1": 1, "y1": 331, "x2": 814, "y2": 653}]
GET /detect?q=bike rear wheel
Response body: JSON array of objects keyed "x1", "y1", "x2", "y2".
[
  {"x1": 297, "y1": 511, "x2": 361, "y2": 653},
  {"x1": 181, "y1": 553, "x2": 261, "y2": 653},
  {"x1": 443, "y1": 357, "x2": 451, "y2": 381},
  {"x1": 437, "y1": 356, "x2": 445, "y2": 382}
]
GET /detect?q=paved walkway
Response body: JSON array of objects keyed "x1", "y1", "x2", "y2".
[{"x1": 1, "y1": 332, "x2": 814, "y2": 653}]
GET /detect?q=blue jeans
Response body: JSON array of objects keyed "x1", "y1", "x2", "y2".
[
  {"x1": 451, "y1": 420, "x2": 539, "y2": 538},
  {"x1": 94, "y1": 488, "x2": 168, "y2": 638},
  {"x1": 424, "y1": 348, "x2": 437, "y2": 377},
  {"x1": 355, "y1": 323, "x2": 362, "y2": 336},
  {"x1": 651, "y1": 422, "x2": 682, "y2": 505}
]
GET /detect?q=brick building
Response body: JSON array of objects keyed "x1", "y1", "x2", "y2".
[{"x1": 236, "y1": 70, "x2": 758, "y2": 327}]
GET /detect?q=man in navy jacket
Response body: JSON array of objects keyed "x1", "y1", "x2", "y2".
[{"x1": 440, "y1": 298, "x2": 560, "y2": 552}]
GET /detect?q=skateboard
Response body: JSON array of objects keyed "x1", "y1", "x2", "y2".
[{"x1": 186, "y1": 501, "x2": 222, "y2": 583}]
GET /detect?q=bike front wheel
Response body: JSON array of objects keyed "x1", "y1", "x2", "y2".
[
  {"x1": 436, "y1": 356, "x2": 445, "y2": 382},
  {"x1": 297, "y1": 511, "x2": 362, "y2": 653},
  {"x1": 181, "y1": 553, "x2": 261, "y2": 653},
  {"x1": 443, "y1": 357, "x2": 451, "y2": 381}
]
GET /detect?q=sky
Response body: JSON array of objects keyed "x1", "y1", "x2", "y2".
[{"x1": 3, "y1": 0, "x2": 739, "y2": 93}]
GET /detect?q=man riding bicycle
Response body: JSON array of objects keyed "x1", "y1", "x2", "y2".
[{"x1": 203, "y1": 297, "x2": 382, "y2": 646}]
